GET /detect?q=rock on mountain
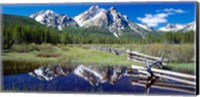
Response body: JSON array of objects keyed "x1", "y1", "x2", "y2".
[
  {"x1": 74, "y1": 5, "x2": 149, "y2": 38},
  {"x1": 158, "y1": 22, "x2": 196, "y2": 32},
  {"x1": 30, "y1": 10, "x2": 78, "y2": 30}
]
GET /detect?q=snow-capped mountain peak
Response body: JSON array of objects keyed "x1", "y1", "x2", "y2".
[
  {"x1": 178, "y1": 21, "x2": 196, "y2": 32},
  {"x1": 74, "y1": 5, "x2": 150, "y2": 38},
  {"x1": 109, "y1": 6, "x2": 117, "y2": 12},
  {"x1": 44, "y1": 10, "x2": 55, "y2": 14},
  {"x1": 158, "y1": 23, "x2": 184, "y2": 32},
  {"x1": 89, "y1": 5, "x2": 100, "y2": 11},
  {"x1": 30, "y1": 10, "x2": 59, "y2": 23},
  {"x1": 74, "y1": 5, "x2": 107, "y2": 27},
  {"x1": 158, "y1": 22, "x2": 196, "y2": 32},
  {"x1": 30, "y1": 10, "x2": 77, "y2": 30}
]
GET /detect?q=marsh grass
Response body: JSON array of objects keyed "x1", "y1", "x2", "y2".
[
  {"x1": 3, "y1": 60, "x2": 49, "y2": 75},
  {"x1": 168, "y1": 63, "x2": 195, "y2": 74}
]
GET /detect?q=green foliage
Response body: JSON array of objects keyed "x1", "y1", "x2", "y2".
[
  {"x1": 11, "y1": 43, "x2": 39, "y2": 53},
  {"x1": 142, "y1": 31, "x2": 194, "y2": 44},
  {"x1": 2, "y1": 14, "x2": 61, "y2": 49}
]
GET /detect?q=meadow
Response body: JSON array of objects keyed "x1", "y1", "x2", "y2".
[{"x1": 2, "y1": 43, "x2": 195, "y2": 74}]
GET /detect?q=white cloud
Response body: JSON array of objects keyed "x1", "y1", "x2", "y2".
[
  {"x1": 138, "y1": 8, "x2": 188, "y2": 27},
  {"x1": 157, "y1": 8, "x2": 186, "y2": 14},
  {"x1": 137, "y1": 13, "x2": 169, "y2": 27}
]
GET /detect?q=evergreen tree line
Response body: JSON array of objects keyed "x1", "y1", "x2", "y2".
[
  {"x1": 3, "y1": 23, "x2": 195, "y2": 49},
  {"x1": 141, "y1": 31, "x2": 194, "y2": 44}
]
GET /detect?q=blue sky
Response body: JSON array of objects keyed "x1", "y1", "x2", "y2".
[{"x1": 1, "y1": 2, "x2": 196, "y2": 29}]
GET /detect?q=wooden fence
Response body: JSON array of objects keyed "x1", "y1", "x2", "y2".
[
  {"x1": 130, "y1": 64, "x2": 196, "y2": 94},
  {"x1": 126, "y1": 50, "x2": 169, "y2": 66}
]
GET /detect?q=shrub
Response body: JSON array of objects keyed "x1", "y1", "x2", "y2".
[
  {"x1": 11, "y1": 43, "x2": 39, "y2": 53},
  {"x1": 168, "y1": 44, "x2": 194, "y2": 63},
  {"x1": 11, "y1": 43, "x2": 58, "y2": 53},
  {"x1": 38, "y1": 43, "x2": 56, "y2": 53}
]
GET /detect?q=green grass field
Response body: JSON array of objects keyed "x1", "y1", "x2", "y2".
[{"x1": 2, "y1": 43, "x2": 195, "y2": 74}]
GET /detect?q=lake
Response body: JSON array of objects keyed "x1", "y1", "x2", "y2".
[{"x1": 2, "y1": 63, "x2": 195, "y2": 95}]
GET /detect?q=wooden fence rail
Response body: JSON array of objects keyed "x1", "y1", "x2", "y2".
[
  {"x1": 126, "y1": 50, "x2": 169, "y2": 66},
  {"x1": 131, "y1": 65, "x2": 196, "y2": 86},
  {"x1": 130, "y1": 64, "x2": 196, "y2": 94}
]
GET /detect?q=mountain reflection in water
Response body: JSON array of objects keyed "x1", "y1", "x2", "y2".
[
  {"x1": 3, "y1": 64, "x2": 195, "y2": 95},
  {"x1": 29, "y1": 64, "x2": 127, "y2": 86}
]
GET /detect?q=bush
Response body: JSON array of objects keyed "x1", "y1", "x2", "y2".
[
  {"x1": 168, "y1": 44, "x2": 194, "y2": 63},
  {"x1": 39, "y1": 43, "x2": 56, "y2": 53},
  {"x1": 11, "y1": 43, "x2": 39, "y2": 53},
  {"x1": 11, "y1": 43, "x2": 57, "y2": 53}
]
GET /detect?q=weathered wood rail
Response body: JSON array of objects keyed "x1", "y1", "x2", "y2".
[
  {"x1": 130, "y1": 64, "x2": 196, "y2": 94},
  {"x1": 131, "y1": 65, "x2": 196, "y2": 85},
  {"x1": 126, "y1": 49, "x2": 195, "y2": 94},
  {"x1": 126, "y1": 50, "x2": 169, "y2": 66}
]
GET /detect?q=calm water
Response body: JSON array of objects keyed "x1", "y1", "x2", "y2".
[{"x1": 2, "y1": 64, "x2": 195, "y2": 95}]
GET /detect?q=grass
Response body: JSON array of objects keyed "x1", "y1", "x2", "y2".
[
  {"x1": 2, "y1": 43, "x2": 195, "y2": 74},
  {"x1": 168, "y1": 63, "x2": 195, "y2": 74}
]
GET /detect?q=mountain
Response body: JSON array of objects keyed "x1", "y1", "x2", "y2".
[
  {"x1": 28, "y1": 5, "x2": 155, "y2": 38},
  {"x1": 30, "y1": 10, "x2": 78, "y2": 30},
  {"x1": 137, "y1": 23, "x2": 154, "y2": 32},
  {"x1": 178, "y1": 22, "x2": 196, "y2": 32},
  {"x1": 158, "y1": 22, "x2": 196, "y2": 32},
  {"x1": 74, "y1": 5, "x2": 150, "y2": 38},
  {"x1": 158, "y1": 24, "x2": 185, "y2": 32},
  {"x1": 74, "y1": 5, "x2": 108, "y2": 28}
]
